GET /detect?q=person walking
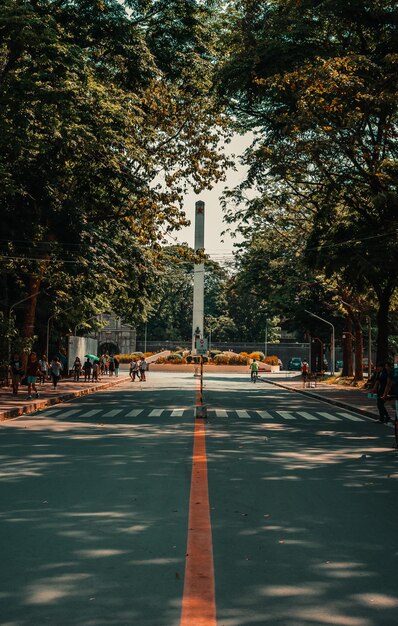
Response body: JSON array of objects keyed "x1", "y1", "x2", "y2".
[
  {"x1": 38, "y1": 354, "x2": 49, "y2": 384},
  {"x1": 73, "y1": 356, "x2": 82, "y2": 382},
  {"x1": 109, "y1": 357, "x2": 115, "y2": 377},
  {"x1": 25, "y1": 352, "x2": 40, "y2": 399},
  {"x1": 83, "y1": 358, "x2": 92, "y2": 383},
  {"x1": 301, "y1": 360, "x2": 309, "y2": 387},
  {"x1": 139, "y1": 358, "x2": 147, "y2": 382},
  {"x1": 131, "y1": 360, "x2": 140, "y2": 382},
  {"x1": 9, "y1": 352, "x2": 24, "y2": 396},
  {"x1": 49, "y1": 356, "x2": 63, "y2": 390},
  {"x1": 114, "y1": 356, "x2": 120, "y2": 377},
  {"x1": 372, "y1": 362, "x2": 391, "y2": 423},
  {"x1": 92, "y1": 360, "x2": 99, "y2": 382}
]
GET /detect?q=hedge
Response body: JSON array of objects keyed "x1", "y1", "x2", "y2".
[
  {"x1": 263, "y1": 355, "x2": 279, "y2": 366},
  {"x1": 114, "y1": 352, "x2": 144, "y2": 363}
]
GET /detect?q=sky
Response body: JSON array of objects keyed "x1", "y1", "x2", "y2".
[{"x1": 169, "y1": 134, "x2": 253, "y2": 264}]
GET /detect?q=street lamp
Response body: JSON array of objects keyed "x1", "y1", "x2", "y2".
[
  {"x1": 74, "y1": 315, "x2": 98, "y2": 337},
  {"x1": 305, "y1": 310, "x2": 335, "y2": 375},
  {"x1": 46, "y1": 305, "x2": 74, "y2": 359},
  {"x1": 365, "y1": 316, "x2": 372, "y2": 379},
  {"x1": 8, "y1": 291, "x2": 42, "y2": 358},
  {"x1": 264, "y1": 319, "x2": 268, "y2": 358}
]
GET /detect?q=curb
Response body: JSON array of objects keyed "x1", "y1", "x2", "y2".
[
  {"x1": 0, "y1": 376, "x2": 128, "y2": 422},
  {"x1": 264, "y1": 378, "x2": 379, "y2": 421}
]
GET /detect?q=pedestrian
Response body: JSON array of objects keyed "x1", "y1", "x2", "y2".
[
  {"x1": 25, "y1": 352, "x2": 40, "y2": 399},
  {"x1": 104, "y1": 356, "x2": 109, "y2": 376},
  {"x1": 49, "y1": 356, "x2": 63, "y2": 390},
  {"x1": 131, "y1": 360, "x2": 140, "y2": 382},
  {"x1": 92, "y1": 360, "x2": 99, "y2": 382},
  {"x1": 109, "y1": 357, "x2": 115, "y2": 377},
  {"x1": 73, "y1": 356, "x2": 82, "y2": 382},
  {"x1": 382, "y1": 362, "x2": 398, "y2": 421},
  {"x1": 83, "y1": 358, "x2": 93, "y2": 382},
  {"x1": 9, "y1": 351, "x2": 24, "y2": 396},
  {"x1": 139, "y1": 357, "x2": 147, "y2": 382},
  {"x1": 114, "y1": 356, "x2": 120, "y2": 377},
  {"x1": 38, "y1": 354, "x2": 49, "y2": 384},
  {"x1": 301, "y1": 360, "x2": 309, "y2": 387},
  {"x1": 372, "y1": 362, "x2": 391, "y2": 423}
]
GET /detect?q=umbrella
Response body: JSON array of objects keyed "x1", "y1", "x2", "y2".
[{"x1": 84, "y1": 354, "x2": 99, "y2": 361}]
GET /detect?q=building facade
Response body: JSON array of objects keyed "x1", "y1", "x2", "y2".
[{"x1": 95, "y1": 313, "x2": 136, "y2": 355}]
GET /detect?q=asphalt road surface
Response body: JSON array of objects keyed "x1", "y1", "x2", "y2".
[{"x1": 1, "y1": 372, "x2": 397, "y2": 626}]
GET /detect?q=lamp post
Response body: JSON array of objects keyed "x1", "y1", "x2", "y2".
[
  {"x1": 74, "y1": 315, "x2": 98, "y2": 337},
  {"x1": 8, "y1": 291, "x2": 42, "y2": 358},
  {"x1": 264, "y1": 320, "x2": 268, "y2": 358},
  {"x1": 46, "y1": 305, "x2": 74, "y2": 359},
  {"x1": 366, "y1": 316, "x2": 372, "y2": 379},
  {"x1": 305, "y1": 310, "x2": 335, "y2": 375}
]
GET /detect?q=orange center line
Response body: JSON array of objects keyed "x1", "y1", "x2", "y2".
[{"x1": 180, "y1": 384, "x2": 216, "y2": 626}]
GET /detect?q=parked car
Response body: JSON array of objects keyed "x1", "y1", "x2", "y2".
[{"x1": 288, "y1": 357, "x2": 303, "y2": 371}]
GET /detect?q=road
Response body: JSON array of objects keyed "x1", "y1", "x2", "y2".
[{"x1": 0, "y1": 372, "x2": 397, "y2": 626}]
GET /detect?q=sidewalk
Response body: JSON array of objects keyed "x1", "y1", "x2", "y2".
[
  {"x1": 0, "y1": 374, "x2": 128, "y2": 421},
  {"x1": 264, "y1": 374, "x2": 383, "y2": 420}
]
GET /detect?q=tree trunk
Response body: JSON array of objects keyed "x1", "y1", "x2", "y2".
[
  {"x1": 23, "y1": 274, "x2": 42, "y2": 339},
  {"x1": 375, "y1": 289, "x2": 391, "y2": 364},
  {"x1": 342, "y1": 317, "x2": 353, "y2": 377},
  {"x1": 353, "y1": 325, "x2": 363, "y2": 381}
]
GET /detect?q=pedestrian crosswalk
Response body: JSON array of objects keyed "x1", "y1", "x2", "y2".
[{"x1": 43, "y1": 405, "x2": 370, "y2": 423}]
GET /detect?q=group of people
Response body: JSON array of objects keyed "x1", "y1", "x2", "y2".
[
  {"x1": 9, "y1": 351, "x2": 122, "y2": 399},
  {"x1": 9, "y1": 351, "x2": 64, "y2": 399},
  {"x1": 129, "y1": 358, "x2": 147, "y2": 382},
  {"x1": 72, "y1": 355, "x2": 120, "y2": 383}
]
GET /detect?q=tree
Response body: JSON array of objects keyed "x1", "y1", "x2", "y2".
[
  {"x1": 219, "y1": 0, "x2": 398, "y2": 362},
  {"x1": 0, "y1": 0, "x2": 229, "y2": 352}
]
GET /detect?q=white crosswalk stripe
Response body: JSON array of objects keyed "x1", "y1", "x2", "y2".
[
  {"x1": 297, "y1": 411, "x2": 319, "y2": 421},
  {"x1": 149, "y1": 409, "x2": 163, "y2": 417},
  {"x1": 258, "y1": 410, "x2": 274, "y2": 420},
  {"x1": 126, "y1": 409, "x2": 143, "y2": 417},
  {"x1": 84, "y1": 409, "x2": 100, "y2": 417},
  {"x1": 215, "y1": 409, "x2": 228, "y2": 418},
  {"x1": 276, "y1": 411, "x2": 296, "y2": 420},
  {"x1": 171, "y1": 409, "x2": 184, "y2": 417},
  {"x1": 318, "y1": 412, "x2": 341, "y2": 421},
  {"x1": 103, "y1": 409, "x2": 123, "y2": 417},
  {"x1": 58, "y1": 409, "x2": 80, "y2": 417},
  {"x1": 337, "y1": 412, "x2": 365, "y2": 422},
  {"x1": 236, "y1": 410, "x2": 250, "y2": 419}
]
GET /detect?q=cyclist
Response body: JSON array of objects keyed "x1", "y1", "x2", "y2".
[{"x1": 250, "y1": 359, "x2": 259, "y2": 382}]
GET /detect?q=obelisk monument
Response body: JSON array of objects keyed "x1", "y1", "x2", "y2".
[{"x1": 192, "y1": 200, "x2": 205, "y2": 351}]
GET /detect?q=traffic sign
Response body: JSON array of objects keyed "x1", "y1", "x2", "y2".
[{"x1": 195, "y1": 337, "x2": 208, "y2": 355}]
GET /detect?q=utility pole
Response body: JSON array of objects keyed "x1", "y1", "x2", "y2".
[
  {"x1": 305, "y1": 310, "x2": 335, "y2": 375},
  {"x1": 192, "y1": 200, "x2": 205, "y2": 352},
  {"x1": 366, "y1": 316, "x2": 372, "y2": 378},
  {"x1": 264, "y1": 320, "x2": 268, "y2": 357}
]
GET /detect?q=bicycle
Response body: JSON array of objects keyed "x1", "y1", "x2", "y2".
[{"x1": 251, "y1": 370, "x2": 259, "y2": 383}]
